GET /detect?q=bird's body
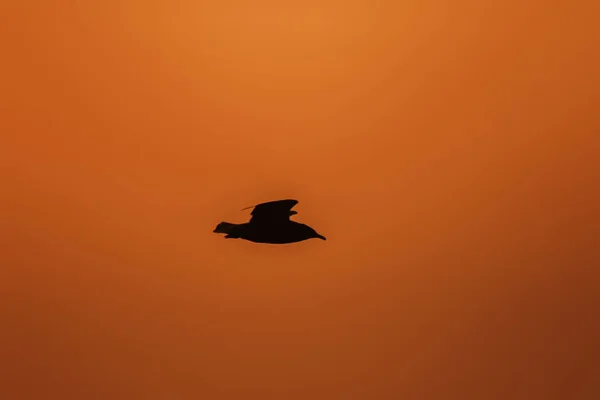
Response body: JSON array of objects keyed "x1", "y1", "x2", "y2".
[{"x1": 213, "y1": 199, "x2": 326, "y2": 244}]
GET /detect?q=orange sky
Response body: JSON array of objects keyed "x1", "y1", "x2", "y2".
[{"x1": 1, "y1": 1, "x2": 599, "y2": 399}]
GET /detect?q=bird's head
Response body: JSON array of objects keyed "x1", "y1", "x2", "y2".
[
  {"x1": 314, "y1": 233, "x2": 326, "y2": 240},
  {"x1": 307, "y1": 226, "x2": 326, "y2": 240}
]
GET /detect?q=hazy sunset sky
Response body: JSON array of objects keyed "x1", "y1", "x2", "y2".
[{"x1": 1, "y1": 1, "x2": 598, "y2": 399}]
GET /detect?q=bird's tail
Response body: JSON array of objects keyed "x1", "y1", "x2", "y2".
[{"x1": 213, "y1": 221, "x2": 237, "y2": 235}]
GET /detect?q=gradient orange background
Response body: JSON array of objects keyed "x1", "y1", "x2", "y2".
[{"x1": 1, "y1": 1, "x2": 599, "y2": 399}]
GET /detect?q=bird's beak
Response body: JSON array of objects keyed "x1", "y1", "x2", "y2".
[{"x1": 316, "y1": 234, "x2": 326, "y2": 240}]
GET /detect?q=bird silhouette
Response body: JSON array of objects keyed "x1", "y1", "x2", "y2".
[{"x1": 213, "y1": 199, "x2": 326, "y2": 244}]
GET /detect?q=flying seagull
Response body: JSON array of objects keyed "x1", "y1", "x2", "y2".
[{"x1": 213, "y1": 199, "x2": 326, "y2": 244}]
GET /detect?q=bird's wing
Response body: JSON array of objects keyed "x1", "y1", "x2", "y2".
[{"x1": 243, "y1": 199, "x2": 299, "y2": 223}]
